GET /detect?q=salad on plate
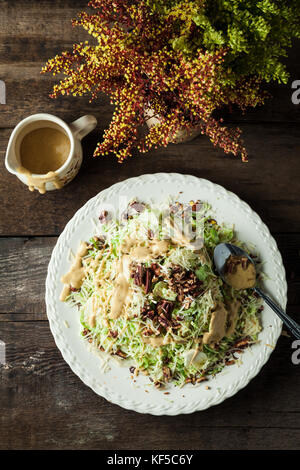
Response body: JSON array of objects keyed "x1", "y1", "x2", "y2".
[{"x1": 60, "y1": 198, "x2": 263, "y2": 388}]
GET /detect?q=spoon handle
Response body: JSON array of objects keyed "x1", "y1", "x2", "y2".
[{"x1": 254, "y1": 287, "x2": 300, "y2": 340}]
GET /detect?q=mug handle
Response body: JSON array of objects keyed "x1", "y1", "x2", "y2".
[{"x1": 70, "y1": 115, "x2": 97, "y2": 141}]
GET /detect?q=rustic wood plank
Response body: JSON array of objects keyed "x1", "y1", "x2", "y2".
[
  {"x1": 0, "y1": 68, "x2": 112, "y2": 130},
  {"x1": 0, "y1": 237, "x2": 56, "y2": 314},
  {"x1": 0, "y1": 1, "x2": 106, "y2": 127},
  {"x1": 0, "y1": 0, "x2": 89, "y2": 42},
  {"x1": 0, "y1": 313, "x2": 46, "y2": 322},
  {"x1": 0, "y1": 321, "x2": 299, "y2": 449},
  {"x1": 1, "y1": 0, "x2": 300, "y2": 452},
  {"x1": 1, "y1": 123, "x2": 300, "y2": 236},
  {"x1": 0, "y1": 235, "x2": 299, "y2": 315}
]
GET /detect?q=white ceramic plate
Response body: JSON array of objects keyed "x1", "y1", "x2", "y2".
[{"x1": 45, "y1": 173, "x2": 287, "y2": 415}]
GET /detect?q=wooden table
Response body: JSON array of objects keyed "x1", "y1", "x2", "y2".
[{"x1": 0, "y1": 1, "x2": 299, "y2": 450}]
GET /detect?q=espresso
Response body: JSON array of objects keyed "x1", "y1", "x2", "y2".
[{"x1": 20, "y1": 127, "x2": 70, "y2": 174}]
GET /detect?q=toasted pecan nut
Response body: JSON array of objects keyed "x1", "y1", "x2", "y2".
[
  {"x1": 109, "y1": 330, "x2": 118, "y2": 338},
  {"x1": 99, "y1": 210, "x2": 110, "y2": 223},
  {"x1": 145, "y1": 268, "x2": 153, "y2": 294},
  {"x1": 196, "y1": 376, "x2": 208, "y2": 383},
  {"x1": 233, "y1": 338, "x2": 250, "y2": 349},
  {"x1": 162, "y1": 366, "x2": 172, "y2": 381},
  {"x1": 115, "y1": 350, "x2": 127, "y2": 359},
  {"x1": 134, "y1": 264, "x2": 144, "y2": 286},
  {"x1": 158, "y1": 316, "x2": 169, "y2": 328}
]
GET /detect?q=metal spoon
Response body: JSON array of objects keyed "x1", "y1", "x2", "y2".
[{"x1": 214, "y1": 243, "x2": 300, "y2": 340}]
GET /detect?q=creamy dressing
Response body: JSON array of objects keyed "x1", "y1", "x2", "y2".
[
  {"x1": 225, "y1": 255, "x2": 256, "y2": 289},
  {"x1": 203, "y1": 302, "x2": 228, "y2": 345},
  {"x1": 17, "y1": 126, "x2": 69, "y2": 194},
  {"x1": 60, "y1": 228, "x2": 213, "y2": 333},
  {"x1": 143, "y1": 335, "x2": 171, "y2": 347},
  {"x1": 83, "y1": 296, "x2": 98, "y2": 328},
  {"x1": 109, "y1": 238, "x2": 170, "y2": 319},
  {"x1": 89, "y1": 314, "x2": 96, "y2": 328},
  {"x1": 20, "y1": 127, "x2": 70, "y2": 173},
  {"x1": 17, "y1": 166, "x2": 63, "y2": 194},
  {"x1": 110, "y1": 258, "x2": 131, "y2": 320},
  {"x1": 60, "y1": 242, "x2": 88, "y2": 301},
  {"x1": 225, "y1": 299, "x2": 241, "y2": 337},
  {"x1": 121, "y1": 237, "x2": 169, "y2": 260}
]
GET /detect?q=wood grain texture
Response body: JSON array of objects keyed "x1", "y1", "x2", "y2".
[
  {"x1": 0, "y1": 237, "x2": 56, "y2": 315},
  {"x1": 1, "y1": 0, "x2": 300, "y2": 451},
  {"x1": 1, "y1": 123, "x2": 300, "y2": 236},
  {"x1": 0, "y1": 321, "x2": 299, "y2": 450},
  {"x1": 0, "y1": 233, "x2": 299, "y2": 449}
]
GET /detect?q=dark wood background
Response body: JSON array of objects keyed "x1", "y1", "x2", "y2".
[{"x1": 0, "y1": 0, "x2": 299, "y2": 450}]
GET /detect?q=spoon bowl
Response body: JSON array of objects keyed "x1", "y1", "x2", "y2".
[
  {"x1": 213, "y1": 243, "x2": 300, "y2": 339},
  {"x1": 213, "y1": 243, "x2": 254, "y2": 286}
]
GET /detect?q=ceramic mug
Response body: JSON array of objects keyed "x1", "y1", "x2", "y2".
[{"x1": 5, "y1": 113, "x2": 97, "y2": 193}]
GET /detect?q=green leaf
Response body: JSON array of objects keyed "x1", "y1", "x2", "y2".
[
  {"x1": 195, "y1": 265, "x2": 210, "y2": 281},
  {"x1": 210, "y1": 227, "x2": 220, "y2": 244},
  {"x1": 153, "y1": 281, "x2": 177, "y2": 301}
]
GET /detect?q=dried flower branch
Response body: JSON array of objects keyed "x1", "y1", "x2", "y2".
[{"x1": 42, "y1": 0, "x2": 299, "y2": 162}]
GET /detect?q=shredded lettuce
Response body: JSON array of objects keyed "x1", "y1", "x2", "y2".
[{"x1": 65, "y1": 199, "x2": 262, "y2": 387}]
